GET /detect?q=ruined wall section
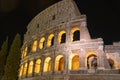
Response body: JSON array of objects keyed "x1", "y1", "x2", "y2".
[
  {"x1": 105, "y1": 42, "x2": 120, "y2": 69},
  {"x1": 24, "y1": 0, "x2": 81, "y2": 42}
]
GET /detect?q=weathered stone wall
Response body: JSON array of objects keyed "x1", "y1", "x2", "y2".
[
  {"x1": 105, "y1": 42, "x2": 120, "y2": 69},
  {"x1": 24, "y1": 0, "x2": 81, "y2": 42}
]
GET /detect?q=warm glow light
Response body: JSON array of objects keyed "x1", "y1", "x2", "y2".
[
  {"x1": 19, "y1": 65, "x2": 23, "y2": 77},
  {"x1": 54, "y1": 55, "x2": 64, "y2": 71},
  {"x1": 47, "y1": 34, "x2": 54, "y2": 47},
  {"x1": 58, "y1": 30, "x2": 66, "y2": 44},
  {"x1": 69, "y1": 53, "x2": 80, "y2": 70},
  {"x1": 28, "y1": 61, "x2": 34, "y2": 75},
  {"x1": 22, "y1": 47, "x2": 28, "y2": 59},
  {"x1": 39, "y1": 37, "x2": 45, "y2": 49},
  {"x1": 23, "y1": 63, "x2": 28, "y2": 76},
  {"x1": 43, "y1": 57, "x2": 51, "y2": 72},
  {"x1": 34, "y1": 59, "x2": 41, "y2": 73},
  {"x1": 85, "y1": 52, "x2": 96, "y2": 68},
  {"x1": 71, "y1": 27, "x2": 80, "y2": 41},
  {"x1": 32, "y1": 40, "x2": 38, "y2": 52}
]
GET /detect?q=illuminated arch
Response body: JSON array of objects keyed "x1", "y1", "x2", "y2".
[
  {"x1": 32, "y1": 40, "x2": 38, "y2": 52},
  {"x1": 22, "y1": 47, "x2": 28, "y2": 58},
  {"x1": 43, "y1": 57, "x2": 52, "y2": 72},
  {"x1": 85, "y1": 52, "x2": 97, "y2": 69},
  {"x1": 58, "y1": 30, "x2": 66, "y2": 44},
  {"x1": 28, "y1": 61, "x2": 34, "y2": 75},
  {"x1": 39, "y1": 37, "x2": 45, "y2": 49},
  {"x1": 71, "y1": 27, "x2": 80, "y2": 41},
  {"x1": 47, "y1": 34, "x2": 54, "y2": 47},
  {"x1": 19, "y1": 65, "x2": 23, "y2": 77},
  {"x1": 55, "y1": 55, "x2": 64, "y2": 71},
  {"x1": 34, "y1": 59, "x2": 41, "y2": 73},
  {"x1": 69, "y1": 53, "x2": 80, "y2": 70},
  {"x1": 23, "y1": 63, "x2": 28, "y2": 76}
]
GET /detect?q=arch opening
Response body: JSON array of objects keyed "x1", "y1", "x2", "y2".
[
  {"x1": 23, "y1": 63, "x2": 28, "y2": 76},
  {"x1": 73, "y1": 30, "x2": 80, "y2": 41},
  {"x1": 108, "y1": 58, "x2": 114, "y2": 69},
  {"x1": 58, "y1": 30, "x2": 66, "y2": 44},
  {"x1": 28, "y1": 61, "x2": 34, "y2": 75},
  {"x1": 69, "y1": 53, "x2": 80, "y2": 70},
  {"x1": 19, "y1": 65, "x2": 23, "y2": 77},
  {"x1": 86, "y1": 52, "x2": 97, "y2": 70},
  {"x1": 34, "y1": 59, "x2": 41, "y2": 73},
  {"x1": 32, "y1": 40, "x2": 38, "y2": 52},
  {"x1": 39, "y1": 37, "x2": 45, "y2": 49},
  {"x1": 43, "y1": 57, "x2": 52, "y2": 72},
  {"x1": 71, "y1": 27, "x2": 80, "y2": 41},
  {"x1": 22, "y1": 47, "x2": 28, "y2": 59},
  {"x1": 47, "y1": 34, "x2": 54, "y2": 47},
  {"x1": 55, "y1": 55, "x2": 64, "y2": 71}
]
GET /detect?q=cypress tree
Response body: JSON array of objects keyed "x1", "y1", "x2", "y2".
[
  {"x1": 2, "y1": 34, "x2": 21, "y2": 80},
  {"x1": 0, "y1": 37, "x2": 8, "y2": 79}
]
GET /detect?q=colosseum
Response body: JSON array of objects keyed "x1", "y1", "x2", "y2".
[{"x1": 18, "y1": 0, "x2": 120, "y2": 80}]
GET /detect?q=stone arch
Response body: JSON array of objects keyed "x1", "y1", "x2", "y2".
[
  {"x1": 58, "y1": 30, "x2": 66, "y2": 44},
  {"x1": 71, "y1": 27, "x2": 80, "y2": 41},
  {"x1": 34, "y1": 59, "x2": 41, "y2": 73},
  {"x1": 47, "y1": 34, "x2": 54, "y2": 47},
  {"x1": 23, "y1": 63, "x2": 28, "y2": 76},
  {"x1": 107, "y1": 58, "x2": 115, "y2": 69},
  {"x1": 85, "y1": 52, "x2": 97, "y2": 69},
  {"x1": 19, "y1": 65, "x2": 23, "y2": 77},
  {"x1": 69, "y1": 53, "x2": 80, "y2": 70},
  {"x1": 54, "y1": 55, "x2": 64, "y2": 71},
  {"x1": 32, "y1": 40, "x2": 38, "y2": 52},
  {"x1": 43, "y1": 57, "x2": 52, "y2": 72},
  {"x1": 39, "y1": 37, "x2": 45, "y2": 49},
  {"x1": 28, "y1": 61, "x2": 34, "y2": 75}
]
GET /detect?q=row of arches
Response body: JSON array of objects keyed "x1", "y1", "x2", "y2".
[
  {"x1": 19, "y1": 52, "x2": 98, "y2": 77},
  {"x1": 19, "y1": 52, "x2": 116, "y2": 77},
  {"x1": 22, "y1": 27, "x2": 80, "y2": 58}
]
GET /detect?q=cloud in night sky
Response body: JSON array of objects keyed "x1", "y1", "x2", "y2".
[{"x1": 0, "y1": 0, "x2": 21, "y2": 12}]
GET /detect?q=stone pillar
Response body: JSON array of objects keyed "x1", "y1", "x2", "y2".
[
  {"x1": 64, "y1": 53, "x2": 69, "y2": 74},
  {"x1": 44, "y1": 36, "x2": 48, "y2": 49},
  {"x1": 51, "y1": 52, "x2": 55, "y2": 74},
  {"x1": 80, "y1": 48, "x2": 86, "y2": 69},
  {"x1": 32, "y1": 59, "x2": 36, "y2": 76},
  {"x1": 36, "y1": 39, "x2": 40, "y2": 52},
  {"x1": 79, "y1": 16, "x2": 91, "y2": 41},
  {"x1": 97, "y1": 46, "x2": 110, "y2": 69},
  {"x1": 54, "y1": 32, "x2": 58, "y2": 45},
  {"x1": 97, "y1": 51, "x2": 103, "y2": 69},
  {"x1": 26, "y1": 61, "x2": 29, "y2": 78},
  {"x1": 97, "y1": 51, "x2": 110, "y2": 69},
  {"x1": 66, "y1": 24, "x2": 71, "y2": 43},
  {"x1": 41, "y1": 55, "x2": 45, "y2": 75},
  {"x1": 64, "y1": 48, "x2": 72, "y2": 74}
]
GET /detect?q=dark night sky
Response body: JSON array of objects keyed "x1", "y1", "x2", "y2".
[{"x1": 0, "y1": 0, "x2": 120, "y2": 47}]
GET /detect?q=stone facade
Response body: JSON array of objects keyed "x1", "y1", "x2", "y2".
[{"x1": 19, "y1": 0, "x2": 120, "y2": 80}]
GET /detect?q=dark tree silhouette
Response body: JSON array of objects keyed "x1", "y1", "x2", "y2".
[
  {"x1": 2, "y1": 34, "x2": 21, "y2": 80},
  {"x1": 0, "y1": 37, "x2": 8, "y2": 79}
]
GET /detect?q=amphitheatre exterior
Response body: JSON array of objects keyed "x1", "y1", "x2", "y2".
[{"x1": 18, "y1": 0, "x2": 120, "y2": 80}]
